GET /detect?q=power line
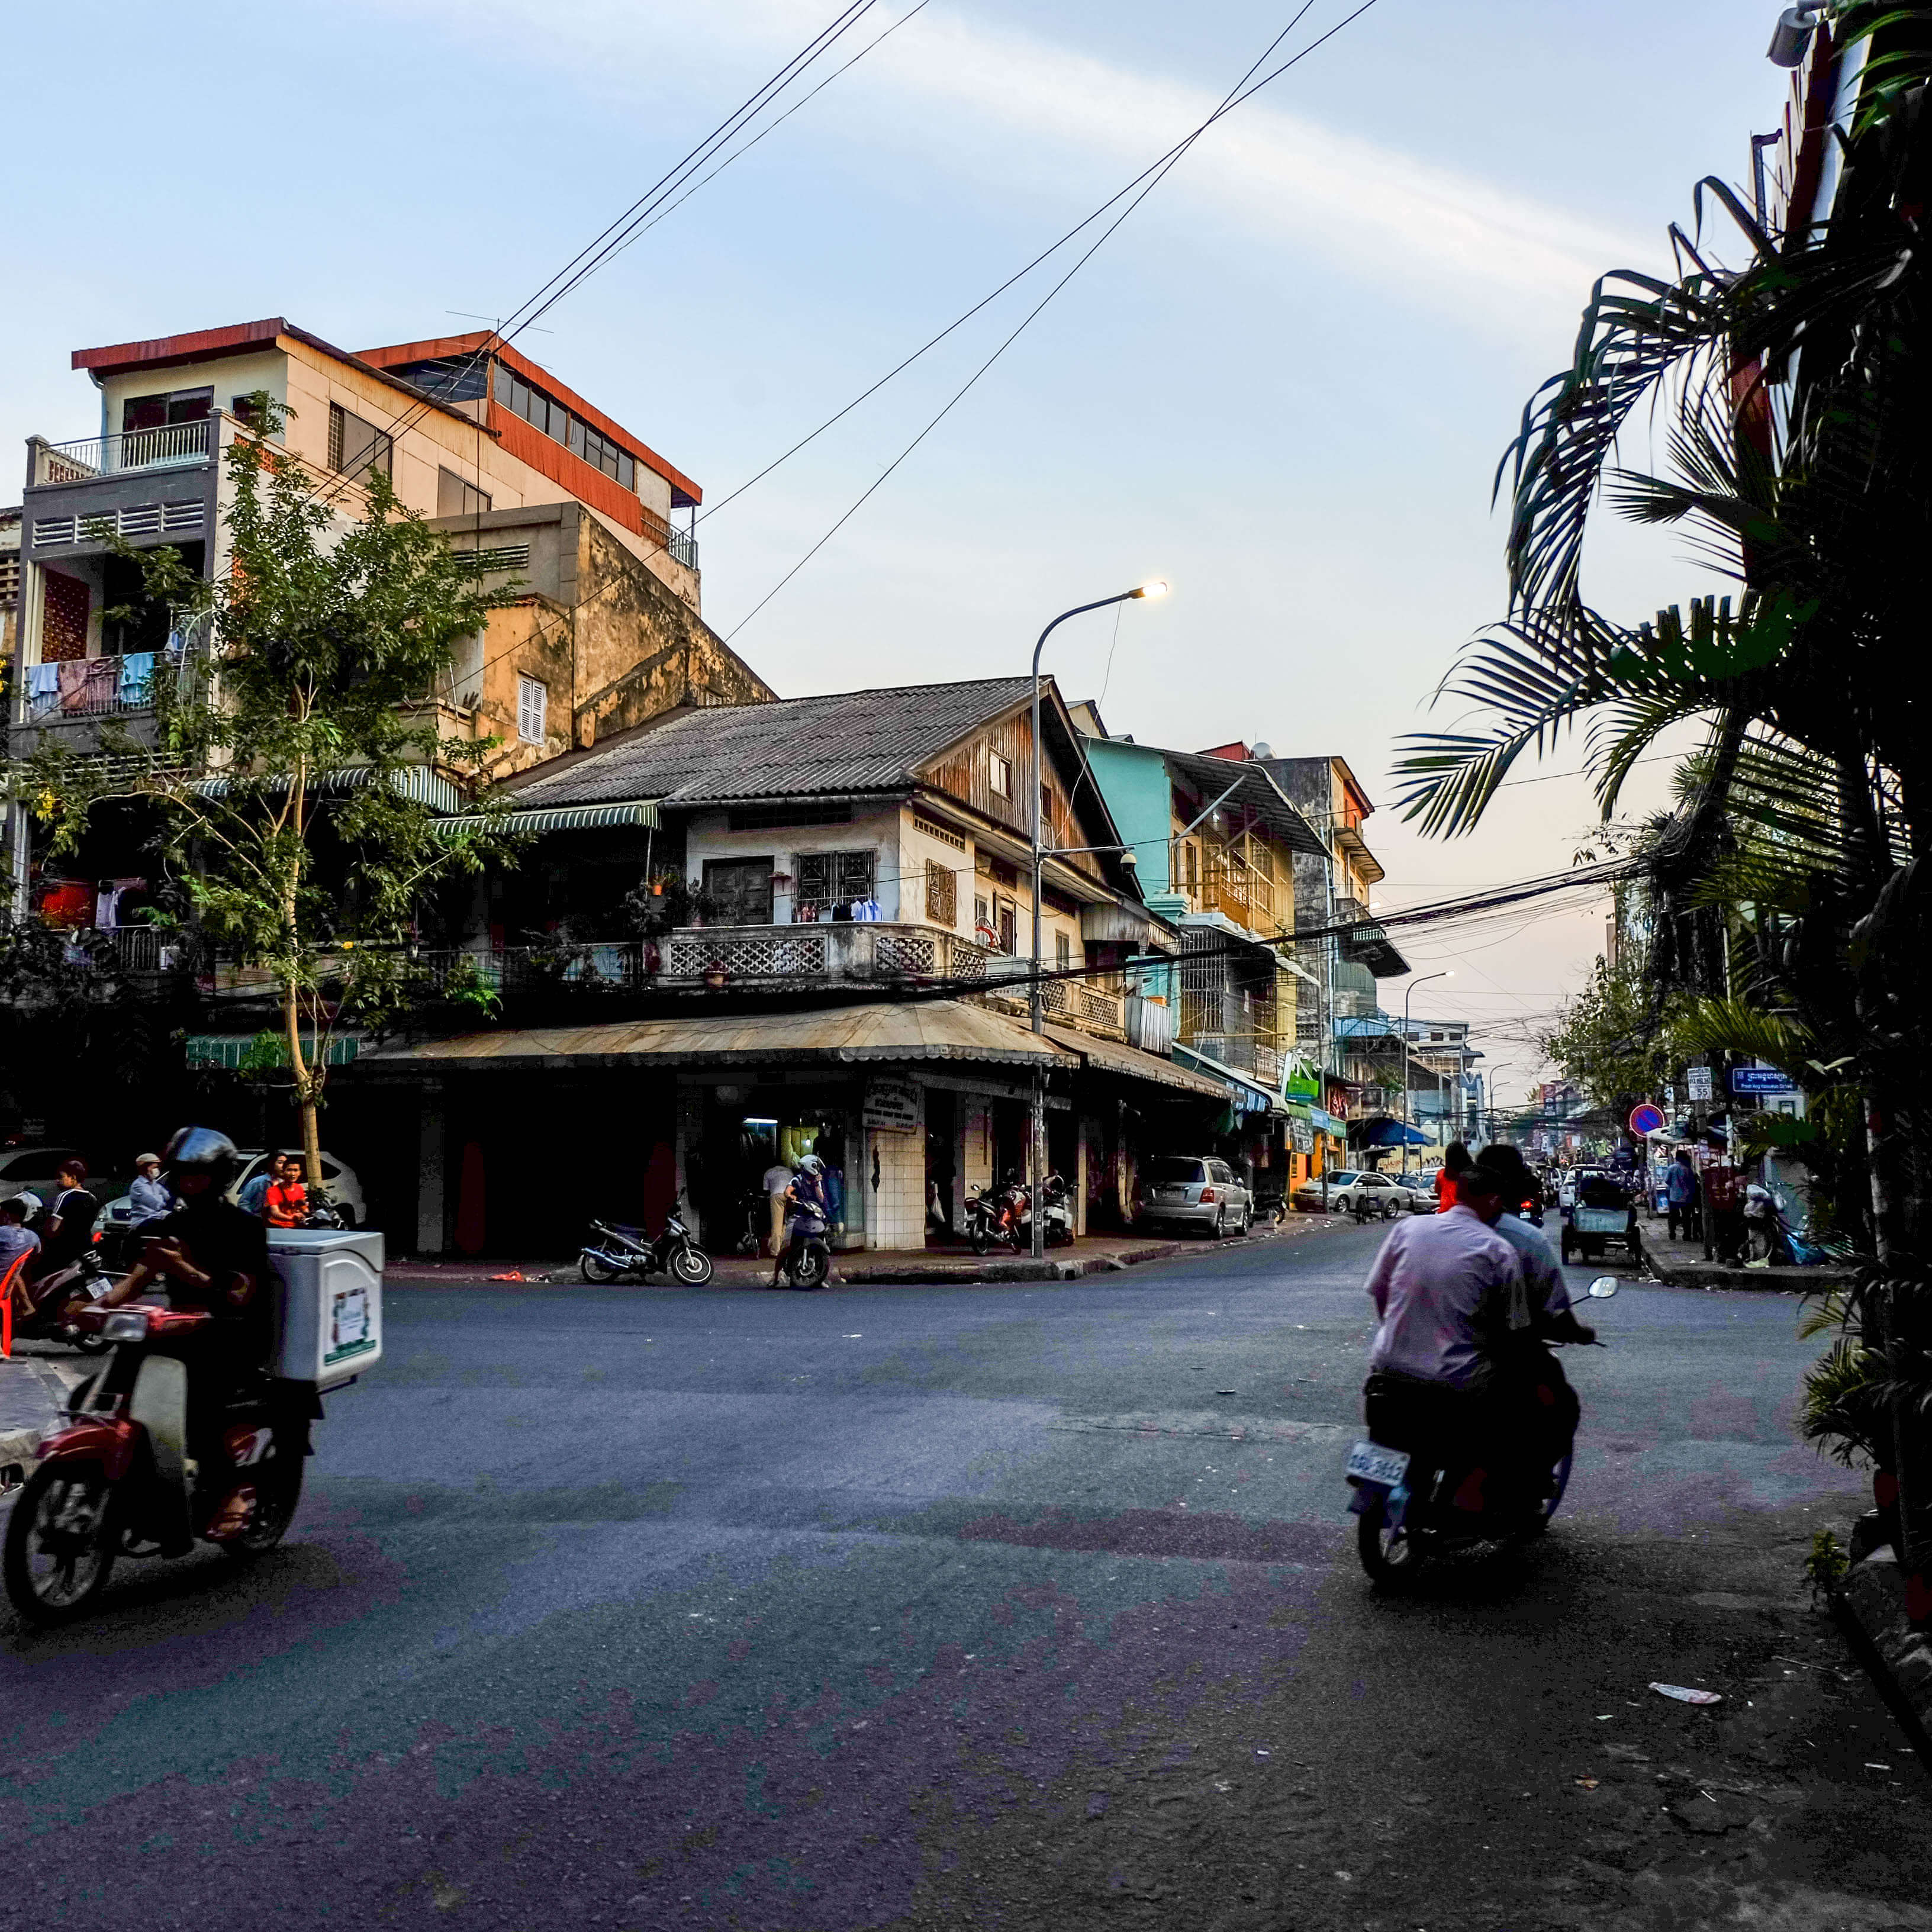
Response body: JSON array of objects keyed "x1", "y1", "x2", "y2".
[{"x1": 722, "y1": 0, "x2": 1385, "y2": 637}]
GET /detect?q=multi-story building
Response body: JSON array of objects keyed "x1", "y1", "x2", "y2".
[
  {"x1": 357, "y1": 675, "x2": 1224, "y2": 1257},
  {"x1": 6, "y1": 316, "x2": 770, "y2": 912}
]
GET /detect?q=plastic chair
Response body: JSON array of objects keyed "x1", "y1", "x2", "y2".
[{"x1": 0, "y1": 1251, "x2": 26, "y2": 1360}]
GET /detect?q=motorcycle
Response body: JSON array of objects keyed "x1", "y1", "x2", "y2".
[
  {"x1": 964, "y1": 1183, "x2": 1025, "y2": 1255},
  {"x1": 1016, "y1": 1172, "x2": 1076, "y2": 1248},
  {"x1": 3, "y1": 1299, "x2": 318, "y2": 1625},
  {"x1": 579, "y1": 1203, "x2": 714, "y2": 1285},
  {"x1": 1346, "y1": 1275, "x2": 1619, "y2": 1586},
  {"x1": 771, "y1": 1214, "x2": 832, "y2": 1290},
  {"x1": 8, "y1": 1244, "x2": 119, "y2": 1354}
]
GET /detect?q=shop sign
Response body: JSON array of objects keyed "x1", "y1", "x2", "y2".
[
  {"x1": 863, "y1": 1077, "x2": 920, "y2": 1134},
  {"x1": 1289, "y1": 1118, "x2": 1313, "y2": 1154}
]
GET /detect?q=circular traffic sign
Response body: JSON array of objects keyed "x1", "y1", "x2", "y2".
[{"x1": 1629, "y1": 1103, "x2": 1666, "y2": 1136}]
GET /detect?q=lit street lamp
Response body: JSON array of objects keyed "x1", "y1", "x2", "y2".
[{"x1": 1027, "y1": 580, "x2": 1167, "y2": 1257}]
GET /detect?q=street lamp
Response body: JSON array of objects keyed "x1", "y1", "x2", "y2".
[
  {"x1": 1400, "y1": 971, "x2": 1452, "y2": 1154},
  {"x1": 1027, "y1": 579, "x2": 1167, "y2": 1257}
]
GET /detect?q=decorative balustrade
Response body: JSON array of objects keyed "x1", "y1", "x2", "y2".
[{"x1": 659, "y1": 923, "x2": 998, "y2": 987}]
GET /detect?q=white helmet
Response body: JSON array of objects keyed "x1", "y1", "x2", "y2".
[{"x1": 796, "y1": 1154, "x2": 825, "y2": 1176}]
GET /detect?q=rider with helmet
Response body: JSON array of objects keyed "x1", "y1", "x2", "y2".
[
  {"x1": 96, "y1": 1128, "x2": 275, "y2": 1478},
  {"x1": 772, "y1": 1154, "x2": 832, "y2": 1287}
]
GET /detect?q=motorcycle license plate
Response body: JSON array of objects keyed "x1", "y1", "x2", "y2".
[{"x1": 1345, "y1": 1441, "x2": 1410, "y2": 1488}]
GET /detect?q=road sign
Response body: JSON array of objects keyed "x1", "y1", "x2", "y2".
[
  {"x1": 1628, "y1": 1103, "x2": 1666, "y2": 1136},
  {"x1": 1731, "y1": 1065, "x2": 1798, "y2": 1097},
  {"x1": 1686, "y1": 1066, "x2": 1714, "y2": 1101}
]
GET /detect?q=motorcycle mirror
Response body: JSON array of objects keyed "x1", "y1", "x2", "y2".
[{"x1": 1586, "y1": 1276, "x2": 1619, "y2": 1299}]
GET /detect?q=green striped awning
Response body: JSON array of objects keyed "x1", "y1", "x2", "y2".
[
  {"x1": 429, "y1": 798, "x2": 659, "y2": 838},
  {"x1": 185, "y1": 1033, "x2": 363, "y2": 1071},
  {"x1": 190, "y1": 765, "x2": 466, "y2": 816}
]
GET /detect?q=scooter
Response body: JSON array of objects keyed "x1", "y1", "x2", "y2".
[
  {"x1": 8, "y1": 1244, "x2": 119, "y2": 1354},
  {"x1": 3, "y1": 1299, "x2": 318, "y2": 1625},
  {"x1": 579, "y1": 1202, "x2": 714, "y2": 1286},
  {"x1": 1345, "y1": 1275, "x2": 1620, "y2": 1587},
  {"x1": 964, "y1": 1184, "x2": 1024, "y2": 1255},
  {"x1": 1016, "y1": 1172, "x2": 1076, "y2": 1248},
  {"x1": 771, "y1": 1214, "x2": 832, "y2": 1290}
]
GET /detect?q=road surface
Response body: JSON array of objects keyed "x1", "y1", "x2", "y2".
[{"x1": 4, "y1": 1221, "x2": 1926, "y2": 1930}]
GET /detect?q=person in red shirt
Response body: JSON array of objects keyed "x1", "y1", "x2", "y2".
[
  {"x1": 263, "y1": 1153, "x2": 308, "y2": 1228},
  {"x1": 1435, "y1": 1142, "x2": 1471, "y2": 1213}
]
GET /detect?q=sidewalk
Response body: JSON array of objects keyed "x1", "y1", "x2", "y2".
[
  {"x1": 1637, "y1": 1219, "x2": 1856, "y2": 1295},
  {"x1": 0, "y1": 1347, "x2": 90, "y2": 1482},
  {"x1": 384, "y1": 1210, "x2": 1346, "y2": 1289}
]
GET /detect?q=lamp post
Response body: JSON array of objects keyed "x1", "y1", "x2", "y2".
[
  {"x1": 1400, "y1": 971, "x2": 1451, "y2": 1154},
  {"x1": 1028, "y1": 580, "x2": 1167, "y2": 1257}
]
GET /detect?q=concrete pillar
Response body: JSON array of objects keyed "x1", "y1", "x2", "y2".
[{"x1": 414, "y1": 1082, "x2": 446, "y2": 1255}]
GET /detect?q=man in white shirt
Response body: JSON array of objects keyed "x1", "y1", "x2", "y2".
[{"x1": 762, "y1": 1160, "x2": 794, "y2": 1259}]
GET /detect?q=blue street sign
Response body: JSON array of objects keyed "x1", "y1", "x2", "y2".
[{"x1": 1730, "y1": 1065, "x2": 1798, "y2": 1096}]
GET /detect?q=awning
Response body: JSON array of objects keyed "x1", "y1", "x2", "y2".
[
  {"x1": 1163, "y1": 751, "x2": 1326, "y2": 856},
  {"x1": 1360, "y1": 1116, "x2": 1431, "y2": 1148},
  {"x1": 429, "y1": 798, "x2": 659, "y2": 839},
  {"x1": 186, "y1": 1032, "x2": 362, "y2": 1070},
  {"x1": 1171, "y1": 1042, "x2": 1286, "y2": 1116},
  {"x1": 1040, "y1": 1023, "x2": 1229, "y2": 1100},
  {"x1": 359, "y1": 998, "x2": 1080, "y2": 1072},
  {"x1": 191, "y1": 764, "x2": 466, "y2": 817},
  {"x1": 1310, "y1": 1107, "x2": 1344, "y2": 1136}
]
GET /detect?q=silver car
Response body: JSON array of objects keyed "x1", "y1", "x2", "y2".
[
  {"x1": 1291, "y1": 1169, "x2": 1411, "y2": 1218},
  {"x1": 1135, "y1": 1156, "x2": 1254, "y2": 1238}
]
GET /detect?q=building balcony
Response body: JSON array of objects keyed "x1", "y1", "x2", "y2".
[
  {"x1": 19, "y1": 643, "x2": 195, "y2": 723},
  {"x1": 30, "y1": 420, "x2": 218, "y2": 487}
]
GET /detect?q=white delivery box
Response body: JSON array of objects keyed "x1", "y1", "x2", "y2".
[{"x1": 267, "y1": 1228, "x2": 384, "y2": 1389}]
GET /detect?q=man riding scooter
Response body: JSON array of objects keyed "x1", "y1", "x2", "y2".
[{"x1": 91, "y1": 1126, "x2": 273, "y2": 1545}]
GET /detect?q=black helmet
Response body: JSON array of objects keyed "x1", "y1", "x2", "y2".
[{"x1": 163, "y1": 1125, "x2": 240, "y2": 1189}]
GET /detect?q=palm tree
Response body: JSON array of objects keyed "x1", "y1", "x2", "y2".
[{"x1": 1393, "y1": 2, "x2": 1932, "y2": 1602}]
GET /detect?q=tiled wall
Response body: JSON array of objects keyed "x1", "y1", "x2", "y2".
[{"x1": 864, "y1": 1083, "x2": 926, "y2": 1250}]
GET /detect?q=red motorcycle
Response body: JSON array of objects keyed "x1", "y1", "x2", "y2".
[{"x1": 3, "y1": 1300, "x2": 318, "y2": 1625}]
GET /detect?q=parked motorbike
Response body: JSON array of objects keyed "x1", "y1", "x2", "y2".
[
  {"x1": 964, "y1": 1184, "x2": 1024, "y2": 1255},
  {"x1": 3, "y1": 1299, "x2": 318, "y2": 1625},
  {"x1": 1345, "y1": 1275, "x2": 1619, "y2": 1586},
  {"x1": 1016, "y1": 1172, "x2": 1076, "y2": 1248},
  {"x1": 8, "y1": 1245, "x2": 118, "y2": 1354},
  {"x1": 771, "y1": 1215, "x2": 832, "y2": 1290},
  {"x1": 578, "y1": 1203, "x2": 714, "y2": 1286}
]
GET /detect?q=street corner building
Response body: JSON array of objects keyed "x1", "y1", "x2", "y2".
[{"x1": 357, "y1": 677, "x2": 1241, "y2": 1257}]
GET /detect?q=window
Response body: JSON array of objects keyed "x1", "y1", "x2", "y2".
[
  {"x1": 988, "y1": 752, "x2": 1012, "y2": 798},
  {"x1": 121, "y1": 387, "x2": 212, "y2": 433},
  {"x1": 926, "y1": 858, "x2": 957, "y2": 927},
  {"x1": 328, "y1": 403, "x2": 392, "y2": 484},
  {"x1": 492, "y1": 363, "x2": 637, "y2": 493},
  {"x1": 230, "y1": 394, "x2": 268, "y2": 429},
  {"x1": 996, "y1": 900, "x2": 1017, "y2": 955},
  {"x1": 974, "y1": 894, "x2": 992, "y2": 942},
  {"x1": 1055, "y1": 931, "x2": 1071, "y2": 971},
  {"x1": 727, "y1": 803, "x2": 851, "y2": 832},
  {"x1": 703, "y1": 858, "x2": 775, "y2": 926},
  {"x1": 517, "y1": 675, "x2": 548, "y2": 745},
  {"x1": 796, "y1": 850, "x2": 875, "y2": 920},
  {"x1": 437, "y1": 468, "x2": 493, "y2": 519},
  {"x1": 1184, "y1": 842, "x2": 1199, "y2": 891},
  {"x1": 390, "y1": 356, "x2": 490, "y2": 404}
]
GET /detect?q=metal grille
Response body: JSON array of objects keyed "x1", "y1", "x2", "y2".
[
  {"x1": 1078, "y1": 989, "x2": 1120, "y2": 1028},
  {"x1": 32, "y1": 500, "x2": 203, "y2": 548},
  {"x1": 663, "y1": 933, "x2": 829, "y2": 977},
  {"x1": 875, "y1": 932, "x2": 936, "y2": 975},
  {"x1": 925, "y1": 858, "x2": 957, "y2": 927},
  {"x1": 454, "y1": 545, "x2": 530, "y2": 575}
]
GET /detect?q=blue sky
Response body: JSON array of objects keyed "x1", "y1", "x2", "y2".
[{"x1": 5, "y1": 1, "x2": 1801, "y2": 1096}]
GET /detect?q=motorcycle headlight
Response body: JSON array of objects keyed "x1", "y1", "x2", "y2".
[{"x1": 101, "y1": 1309, "x2": 150, "y2": 1342}]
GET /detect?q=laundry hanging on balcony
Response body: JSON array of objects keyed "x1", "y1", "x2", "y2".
[
  {"x1": 25, "y1": 663, "x2": 59, "y2": 714},
  {"x1": 118, "y1": 652, "x2": 156, "y2": 707}
]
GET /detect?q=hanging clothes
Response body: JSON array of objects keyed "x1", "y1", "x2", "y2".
[
  {"x1": 118, "y1": 651, "x2": 157, "y2": 707},
  {"x1": 26, "y1": 663, "x2": 59, "y2": 714}
]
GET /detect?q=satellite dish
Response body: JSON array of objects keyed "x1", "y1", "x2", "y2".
[{"x1": 1251, "y1": 741, "x2": 1273, "y2": 761}]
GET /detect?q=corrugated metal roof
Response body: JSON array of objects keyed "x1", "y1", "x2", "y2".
[
  {"x1": 1039, "y1": 1023, "x2": 1228, "y2": 1099},
  {"x1": 429, "y1": 799, "x2": 659, "y2": 839},
  {"x1": 360, "y1": 998, "x2": 1081, "y2": 1070},
  {"x1": 506, "y1": 678, "x2": 1037, "y2": 809}
]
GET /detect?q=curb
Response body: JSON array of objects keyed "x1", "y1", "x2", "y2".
[
  {"x1": 0, "y1": 1357, "x2": 88, "y2": 1487},
  {"x1": 1641, "y1": 1254, "x2": 1853, "y2": 1295},
  {"x1": 384, "y1": 1219, "x2": 1342, "y2": 1291},
  {"x1": 1837, "y1": 1547, "x2": 1932, "y2": 1766}
]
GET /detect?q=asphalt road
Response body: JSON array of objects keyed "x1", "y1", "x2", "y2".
[{"x1": 4, "y1": 1222, "x2": 1928, "y2": 1931}]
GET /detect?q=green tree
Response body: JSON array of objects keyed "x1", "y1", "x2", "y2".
[
  {"x1": 1538, "y1": 955, "x2": 1683, "y2": 1118},
  {"x1": 1391, "y1": 5, "x2": 1932, "y2": 1589},
  {"x1": 6, "y1": 404, "x2": 526, "y2": 1184}
]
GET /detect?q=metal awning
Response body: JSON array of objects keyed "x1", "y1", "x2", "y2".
[
  {"x1": 1171, "y1": 1042, "x2": 1288, "y2": 1116},
  {"x1": 1163, "y1": 751, "x2": 1326, "y2": 856},
  {"x1": 429, "y1": 798, "x2": 659, "y2": 839},
  {"x1": 1039, "y1": 1023, "x2": 1229, "y2": 1100},
  {"x1": 191, "y1": 765, "x2": 466, "y2": 816},
  {"x1": 359, "y1": 998, "x2": 1080, "y2": 1071}
]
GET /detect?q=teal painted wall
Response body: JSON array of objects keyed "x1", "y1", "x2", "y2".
[{"x1": 1081, "y1": 738, "x2": 1173, "y2": 893}]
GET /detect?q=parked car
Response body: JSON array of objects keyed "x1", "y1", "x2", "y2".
[
  {"x1": 1291, "y1": 1169, "x2": 1410, "y2": 1218},
  {"x1": 0, "y1": 1145, "x2": 93, "y2": 1207},
  {"x1": 1135, "y1": 1156, "x2": 1253, "y2": 1237},
  {"x1": 94, "y1": 1147, "x2": 368, "y2": 1248}
]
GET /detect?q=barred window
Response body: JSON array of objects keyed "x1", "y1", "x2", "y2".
[
  {"x1": 926, "y1": 858, "x2": 957, "y2": 927},
  {"x1": 797, "y1": 850, "x2": 875, "y2": 919}
]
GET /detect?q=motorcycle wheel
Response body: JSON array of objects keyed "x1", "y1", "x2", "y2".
[
  {"x1": 1354, "y1": 1489, "x2": 1422, "y2": 1589},
  {"x1": 4, "y1": 1462, "x2": 116, "y2": 1626},
  {"x1": 223, "y1": 1462, "x2": 304, "y2": 1563},
  {"x1": 1512, "y1": 1453, "x2": 1573, "y2": 1543},
  {"x1": 969, "y1": 1222, "x2": 991, "y2": 1255},
  {"x1": 580, "y1": 1251, "x2": 624, "y2": 1284},
  {"x1": 669, "y1": 1244, "x2": 714, "y2": 1286},
  {"x1": 791, "y1": 1247, "x2": 828, "y2": 1290}
]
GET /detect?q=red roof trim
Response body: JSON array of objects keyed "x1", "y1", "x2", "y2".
[
  {"x1": 72, "y1": 317, "x2": 289, "y2": 374},
  {"x1": 358, "y1": 330, "x2": 701, "y2": 506}
]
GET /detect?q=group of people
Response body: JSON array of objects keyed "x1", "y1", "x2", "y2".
[
  {"x1": 1364, "y1": 1141, "x2": 1595, "y2": 1511},
  {"x1": 0, "y1": 1157, "x2": 105, "y2": 1315}
]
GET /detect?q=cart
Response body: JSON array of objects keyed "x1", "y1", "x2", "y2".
[{"x1": 1561, "y1": 1198, "x2": 1643, "y2": 1266}]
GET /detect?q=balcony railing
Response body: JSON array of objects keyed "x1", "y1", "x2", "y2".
[
  {"x1": 32, "y1": 420, "x2": 217, "y2": 486},
  {"x1": 21, "y1": 643, "x2": 197, "y2": 721},
  {"x1": 661, "y1": 922, "x2": 998, "y2": 987}
]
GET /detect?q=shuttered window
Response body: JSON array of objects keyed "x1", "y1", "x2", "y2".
[
  {"x1": 926, "y1": 858, "x2": 957, "y2": 926},
  {"x1": 517, "y1": 675, "x2": 548, "y2": 745}
]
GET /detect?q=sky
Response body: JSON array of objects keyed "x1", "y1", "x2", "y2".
[{"x1": 3, "y1": 0, "x2": 1801, "y2": 1102}]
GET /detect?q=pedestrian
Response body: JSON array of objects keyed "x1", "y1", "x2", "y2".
[
  {"x1": 238, "y1": 1155, "x2": 278, "y2": 1219},
  {"x1": 762, "y1": 1155, "x2": 794, "y2": 1258},
  {"x1": 0, "y1": 1196, "x2": 41, "y2": 1318},
  {"x1": 33, "y1": 1159, "x2": 99, "y2": 1281},
  {"x1": 128, "y1": 1152, "x2": 173, "y2": 1229},
  {"x1": 1435, "y1": 1141, "x2": 1472, "y2": 1213},
  {"x1": 1664, "y1": 1149, "x2": 1701, "y2": 1242},
  {"x1": 264, "y1": 1154, "x2": 308, "y2": 1228}
]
